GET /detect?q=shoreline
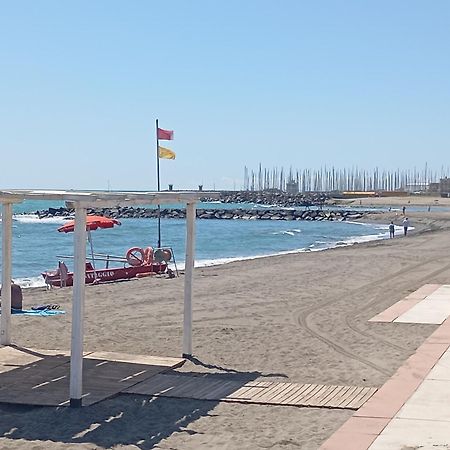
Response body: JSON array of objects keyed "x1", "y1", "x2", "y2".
[
  {"x1": 11, "y1": 203, "x2": 433, "y2": 294},
  {"x1": 14, "y1": 211, "x2": 428, "y2": 290},
  {"x1": 15, "y1": 217, "x2": 391, "y2": 289}
]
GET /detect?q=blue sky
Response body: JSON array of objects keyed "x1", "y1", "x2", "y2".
[{"x1": 1, "y1": 1, "x2": 449, "y2": 191}]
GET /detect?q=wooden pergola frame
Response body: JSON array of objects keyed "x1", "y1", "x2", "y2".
[{"x1": 0, "y1": 189, "x2": 218, "y2": 407}]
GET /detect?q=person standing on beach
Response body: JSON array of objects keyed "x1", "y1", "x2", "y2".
[
  {"x1": 389, "y1": 221, "x2": 395, "y2": 238},
  {"x1": 402, "y1": 206, "x2": 406, "y2": 215},
  {"x1": 403, "y1": 217, "x2": 410, "y2": 236}
]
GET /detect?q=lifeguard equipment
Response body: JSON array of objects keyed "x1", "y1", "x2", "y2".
[
  {"x1": 154, "y1": 248, "x2": 172, "y2": 263},
  {"x1": 43, "y1": 216, "x2": 171, "y2": 287},
  {"x1": 126, "y1": 247, "x2": 145, "y2": 266},
  {"x1": 162, "y1": 248, "x2": 172, "y2": 262},
  {"x1": 143, "y1": 247, "x2": 154, "y2": 265},
  {"x1": 136, "y1": 272, "x2": 154, "y2": 278}
]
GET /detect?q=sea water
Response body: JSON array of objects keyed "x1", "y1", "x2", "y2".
[{"x1": 1, "y1": 200, "x2": 393, "y2": 288}]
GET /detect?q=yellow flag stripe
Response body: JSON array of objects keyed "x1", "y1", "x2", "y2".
[{"x1": 158, "y1": 146, "x2": 176, "y2": 160}]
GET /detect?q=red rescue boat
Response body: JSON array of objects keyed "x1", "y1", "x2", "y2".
[{"x1": 42, "y1": 216, "x2": 176, "y2": 287}]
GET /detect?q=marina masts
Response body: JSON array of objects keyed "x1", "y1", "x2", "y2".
[{"x1": 243, "y1": 164, "x2": 449, "y2": 193}]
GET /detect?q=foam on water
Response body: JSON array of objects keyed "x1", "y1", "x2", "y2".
[
  {"x1": 13, "y1": 214, "x2": 68, "y2": 224},
  {"x1": 190, "y1": 228, "x2": 387, "y2": 269},
  {"x1": 12, "y1": 276, "x2": 47, "y2": 289},
  {"x1": 272, "y1": 229, "x2": 302, "y2": 236}
]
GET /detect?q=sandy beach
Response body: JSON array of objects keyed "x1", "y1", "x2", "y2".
[
  {"x1": 333, "y1": 194, "x2": 450, "y2": 208},
  {"x1": 2, "y1": 198, "x2": 450, "y2": 449}
]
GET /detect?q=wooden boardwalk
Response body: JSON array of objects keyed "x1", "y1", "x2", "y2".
[
  {"x1": 0, "y1": 346, "x2": 184, "y2": 407},
  {"x1": 124, "y1": 373, "x2": 377, "y2": 410},
  {"x1": 0, "y1": 346, "x2": 376, "y2": 410}
]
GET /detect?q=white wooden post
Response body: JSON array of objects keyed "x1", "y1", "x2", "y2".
[
  {"x1": 183, "y1": 202, "x2": 196, "y2": 357},
  {"x1": 1, "y1": 202, "x2": 13, "y2": 345},
  {"x1": 70, "y1": 206, "x2": 87, "y2": 407}
]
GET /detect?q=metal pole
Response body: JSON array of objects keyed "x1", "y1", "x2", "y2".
[
  {"x1": 156, "y1": 118, "x2": 161, "y2": 248},
  {"x1": 87, "y1": 229, "x2": 98, "y2": 282},
  {"x1": 70, "y1": 206, "x2": 87, "y2": 407},
  {"x1": 182, "y1": 202, "x2": 196, "y2": 357},
  {"x1": 1, "y1": 202, "x2": 13, "y2": 345},
  {"x1": 156, "y1": 118, "x2": 161, "y2": 192}
]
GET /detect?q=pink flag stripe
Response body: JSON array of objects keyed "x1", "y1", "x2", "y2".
[{"x1": 157, "y1": 128, "x2": 174, "y2": 140}]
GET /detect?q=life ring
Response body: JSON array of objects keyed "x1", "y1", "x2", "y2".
[
  {"x1": 126, "y1": 247, "x2": 145, "y2": 266},
  {"x1": 143, "y1": 247, "x2": 154, "y2": 265}
]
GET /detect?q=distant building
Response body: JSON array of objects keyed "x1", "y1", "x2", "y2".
[
  {"x1": 286, "y1": 180, "x2": 299, "y2": 195},
  {"x1": 440, "y1": 178, "x2": 450, "y2": 196},
  {"x1": 428, "y1": 182, "x2": 440, "y2": 193},
  {"x1": 378, "y1": 190, "x2": 408, "y2": 197},
  {"x1": 404, "y1": 183, "x2": 428, "y2": 193},
  {"x1": 341, "y1": 191, "x2": 378, "y2": 198}
]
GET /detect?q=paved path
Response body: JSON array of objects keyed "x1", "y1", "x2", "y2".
[{"x1": 321, "y1": 286, "x2": 450, "y2": 450}]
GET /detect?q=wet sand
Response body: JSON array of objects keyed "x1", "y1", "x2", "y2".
[{"x1": 1, "y1": 199, "x2": 450, "y2": 449}]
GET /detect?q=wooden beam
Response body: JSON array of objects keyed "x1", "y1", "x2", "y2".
[
  {"x1": 0, "y1": 190, "x2": 218, "y2": 206},
  {"x1": 69, "y1": 206, "x2": 87, "y2": 407},
  {"x1": 183, "y1": 202, "x2": 196, "y2": 357},
  {"x1": 0, "y1": 203, "x2": 13, "y2": 345}
]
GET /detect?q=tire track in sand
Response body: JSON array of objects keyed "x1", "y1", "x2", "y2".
[
  {"x1": 344, "y1": 253, "x2": 450, "y2": 352},
  {"x1": 296, "y1": 253, "x2": 450, "y2": 375}
]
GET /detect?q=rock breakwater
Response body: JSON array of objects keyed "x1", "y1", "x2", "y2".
[
  {"x1": 35, "y1": 207, "x2": 365, "y2": 221},
  {"x1": 202, "y1": 191, "x2": 330, "y2": 207}
]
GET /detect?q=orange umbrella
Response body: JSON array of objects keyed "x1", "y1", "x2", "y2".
[
  {"x1": 58, "y1": 215, "x2": 121, "y2": 233},
  {"x1": 57, "y1": 215, "x2": 121, "y2": 281}
]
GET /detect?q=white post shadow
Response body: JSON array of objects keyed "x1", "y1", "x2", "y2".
[
  {"x1": 0, "y1": 202, "x2": 13, "y2": 345},
  {"x1": 69, "y1": 206, "x2": 87, "y2": 407},
  {"x1": 183, "y1": 201, "x2": 196, "y2": 357}
]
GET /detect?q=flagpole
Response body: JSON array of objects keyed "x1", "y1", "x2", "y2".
[{"x1": 156, "y1": 119, "x2": 161, "y2": 248}]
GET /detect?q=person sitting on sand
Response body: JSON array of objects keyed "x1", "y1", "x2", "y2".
[{"x1": 0, "y1": 281, "x2": 23, "y2": 310}]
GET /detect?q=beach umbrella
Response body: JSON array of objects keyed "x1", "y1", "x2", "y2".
[
  {"x1": 57, "y1": 215, "x2": 121, "y2": 233},
  {"x1": 57, "y1": 216, "x2": 121, "y2": 280}
]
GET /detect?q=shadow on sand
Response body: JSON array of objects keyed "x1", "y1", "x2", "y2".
[{"x1": 0, "y1": 355, "x2": 287, "y2": 449}]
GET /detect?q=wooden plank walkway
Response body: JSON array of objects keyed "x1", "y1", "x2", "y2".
[
  {"x1": 124, "y1": 373, "x2": 377, "y2": 410},
  {"x1": 0, "y1": 347, "x2": 376, "y2": 410},
  {"x1": 0, "y1": 346, "x2": 184, "y2": 407}
]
